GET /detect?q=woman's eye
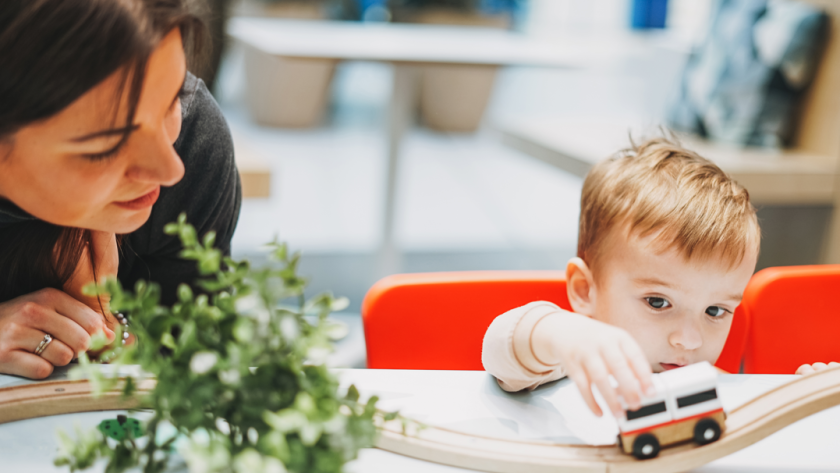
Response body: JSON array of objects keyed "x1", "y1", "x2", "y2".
[
  {"x1": 645, "y1": 297, "x2": 671, "y2": 309},
  {"x1": 169, "y1": 96, "x2": 181, "y2": 113},
  {"x1": 705, "y1": 306, "x2": 728, "y2": 317},
  {"x1": 82, "y1": 147, "x2": 121, "y2": 162}
]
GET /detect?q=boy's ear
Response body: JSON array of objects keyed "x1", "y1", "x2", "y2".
[{"x1": 566, "y1": 257, "x2": 596, "y2": 316}]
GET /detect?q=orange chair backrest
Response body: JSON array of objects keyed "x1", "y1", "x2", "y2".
[
  {"x1": 742, "y1": 265, "x2": 840, "y2": 374},
  {"x1": 362, "y1": 271, "x2": 571, "y2": 370},
  {"x1": 362, "y1": 270, "x2": 748, "y2": 373}
]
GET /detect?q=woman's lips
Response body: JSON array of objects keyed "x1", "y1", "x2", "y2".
[
  {"x1": 114, "y1": 187, "x2": 160, "y2": 210},
  {"x1": 660, "y1": 363, "x2": 686, "y2": 371}
]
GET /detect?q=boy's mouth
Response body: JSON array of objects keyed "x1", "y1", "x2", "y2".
[{"x1": 660, "y1": 363, "x2": 686, "y2": 371}]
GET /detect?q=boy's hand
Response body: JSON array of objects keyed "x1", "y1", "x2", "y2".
[
  {"x1": 535, "y1": 312, "x2": 655, "y2": 418},
  {"x1": 796, "y1": 362, "x2": 840, "y2": 375}
]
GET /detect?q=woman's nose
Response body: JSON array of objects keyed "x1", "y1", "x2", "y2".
[{"x1": 124, "y1": 130, "x2": 185, "y2": 185}]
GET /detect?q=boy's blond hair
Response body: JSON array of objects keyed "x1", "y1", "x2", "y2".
[{"x1": 578, "y1": 138, "x2": 760, "y2": 270}]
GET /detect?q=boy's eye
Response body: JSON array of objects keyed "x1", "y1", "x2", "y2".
[
  {"x1": 645, "y1": 297, "x2": 671, "y2": 309},
  {"x1": 705, "y1": 306, "x2": 728, "y2": 317}
]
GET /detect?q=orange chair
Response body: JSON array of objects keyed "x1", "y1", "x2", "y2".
[
  {"x1": 742, "y1": 265, "x2": 840, "y2": 374},
  {"x1": 361, "y1": 271, "x2": 748, "y2": 373}
]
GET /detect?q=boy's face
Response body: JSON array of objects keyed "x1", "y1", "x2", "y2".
[{"x1": 584, "y1": 228, "x2": 757, "y2": 373}]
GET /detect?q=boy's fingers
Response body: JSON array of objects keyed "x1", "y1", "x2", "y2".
[
  {"x1": 621, "y1": 338, "x2": 655, "y2": 396},
  {"x1": 602, "y1": 347, "x2": 642, "y2": 410},
  {"x1": 796, "y1": 364, "x2": 814, "y2": 375},
  {"x1": 566, "y1": 365, "x2": 602, "y2": 417},
  {"x1": 812, "y1": 362, "x2": 828, "y2": 371},
  {"x1": 585, "y1": 358, "x2": 623, "y2": 417}
]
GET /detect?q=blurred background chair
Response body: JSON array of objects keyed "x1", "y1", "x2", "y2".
[
  {"x1": 361, "y1": 270, "x2": 749, "y2": 373},
  {"x1": 742, "y1": 265, "x2": 840, "y2": 374}
]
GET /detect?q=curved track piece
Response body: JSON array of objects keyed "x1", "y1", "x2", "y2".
[
  {"x1": 0, "y1": 379, "x2": 154, "y2": 424},
  {"x1": 376, "y1": 366, "x2": 840, "y2": 473}
]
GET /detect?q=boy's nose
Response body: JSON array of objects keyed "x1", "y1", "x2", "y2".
[{"x1": 669, "y1": 321, "x2": 702, "y2": 351}]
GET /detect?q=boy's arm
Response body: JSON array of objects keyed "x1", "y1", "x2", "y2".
[
  {"x1": 483, "y1": 301, "x2": 654, "y2": 418},
  {"x1": 482, "y1": 301, "x2": 567, "y2": 392}
]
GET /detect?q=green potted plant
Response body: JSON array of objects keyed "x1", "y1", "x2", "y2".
[{"x1": 54, "y1": 214, "x2": 398, "y2": 473}]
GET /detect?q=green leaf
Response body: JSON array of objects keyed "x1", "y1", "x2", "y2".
[
  {"x1": 202, "y1": 231, "x2": 217, "y2": 249},
  {"x1": 233, "y1": 319, "x2": 255, "y2": 343},
  {"x1": 346, "y1": 385, "x2": 360, "y2": 403},
  {"x1": 331, "y1": 297, "x2": 349, "y2": 312},
  {"x1": 160, "y1": 332, "x2": 177, "y2": 350},
  {"x1": 179, "y1": 225, "x2": 197, "y2": 247},
  {"x1": 88, "y1": 330, "x2": 111, "y2": 352},
  {"x1": 177, "y1": 284, "x2": 193, "y2": 303}
]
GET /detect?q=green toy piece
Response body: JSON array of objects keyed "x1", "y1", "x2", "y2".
[{"x1": 97, "y1": 415, "x2": 144, "y2": 441}]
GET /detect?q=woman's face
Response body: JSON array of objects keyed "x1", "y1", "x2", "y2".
[{"x1": 0, "y1": 29, "x2": 187, "y2": 234}]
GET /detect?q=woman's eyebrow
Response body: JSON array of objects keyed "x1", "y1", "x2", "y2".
[
  {"x1": 71, "y1": 124, "x2": 140, "y2": 142},
  {"x1": 71, "y1": 73, "x2": 185, "y2": 143}
]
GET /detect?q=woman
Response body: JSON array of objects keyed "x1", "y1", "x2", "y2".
[{"x1": 0, "y1": 0, "x2": 241, "y2": 379}]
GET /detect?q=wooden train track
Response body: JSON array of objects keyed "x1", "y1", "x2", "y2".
[
  {"x1": 377, "y1": 365, "x2": 840, "y2": 473},
  {"x1": 2, "y1": 367, "x2": 840, "y2": 473},
  {"x1": 0, "y1": 378, "x2": 155, "y2": 424}
]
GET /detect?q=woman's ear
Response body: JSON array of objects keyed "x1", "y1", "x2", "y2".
[{"x1": 566, "y1": 257, "x2": 597, "y2": 317}]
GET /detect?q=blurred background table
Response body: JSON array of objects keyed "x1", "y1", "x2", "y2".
[
  {"x1": 228, "y1": 18, "x2": 588, "y2": 275},
  {"x1": 2, "y1": 368, "x2": 839, "y2": 472}
]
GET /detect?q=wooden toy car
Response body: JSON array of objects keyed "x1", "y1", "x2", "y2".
[{"x1": 617, "y1": 361, "x2": 726, "y2": 459}]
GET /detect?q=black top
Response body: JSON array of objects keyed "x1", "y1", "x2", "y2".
[{"x1": 0, "y1": 73, "x2": 242, "y2": 305}]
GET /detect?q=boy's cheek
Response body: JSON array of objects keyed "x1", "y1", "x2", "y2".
[
  {"x1": 704, "y1": 327, "x2": 732, "y2": 365},
  {"x1": 614, "y1": 322, "x2": 666, "y2": 369}
]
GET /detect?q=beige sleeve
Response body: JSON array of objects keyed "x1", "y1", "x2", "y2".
[{"x1": 481, "y1": 301, "x2": 567, "y2": 392}]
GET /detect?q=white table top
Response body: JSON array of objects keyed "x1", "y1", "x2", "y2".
[
  {"x1": 1, "y1": 368, "x2": 838, "y2": 472},
  {"x1": 227, "y1": 18, "x2": 588, "y2": 68}
]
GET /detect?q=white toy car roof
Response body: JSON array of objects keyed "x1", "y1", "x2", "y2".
[{"x1": 658, "y1": 361, "x2": 718, "y2": 396}]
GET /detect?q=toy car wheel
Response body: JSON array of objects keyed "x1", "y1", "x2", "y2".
[
  {"x1": 694, "y1": 418, "x2": 722, "y2": 445},
  {"x1": 632, "y1": 433, "x2": 660, "y2": 459}
]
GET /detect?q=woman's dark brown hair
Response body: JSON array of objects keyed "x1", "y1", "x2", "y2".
[{"x1": 0, "y1": 0, "x2": 207, "y2": 303}]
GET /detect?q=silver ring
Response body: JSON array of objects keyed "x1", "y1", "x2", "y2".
[{"x1": 34, "y1": 334, "x2": 53, "y2": 356}]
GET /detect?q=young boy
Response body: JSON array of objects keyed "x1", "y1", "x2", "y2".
[{"x1": 482, "y1": 138, "x2": 760, "y2": 419}]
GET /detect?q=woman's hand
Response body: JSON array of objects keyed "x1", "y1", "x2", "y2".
[
  {"x1": 533, "y1": 312, "x2": 655, "y2": 418},
  {"x1": 0, "y1": 288, "x2": 115, "y2": 379},
  {"x1": 63, "y1": 231, "x2": 119, "y2": 328},
  {"x1": 796, "y1": 362, "x2": 840, "y2": 375}
]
